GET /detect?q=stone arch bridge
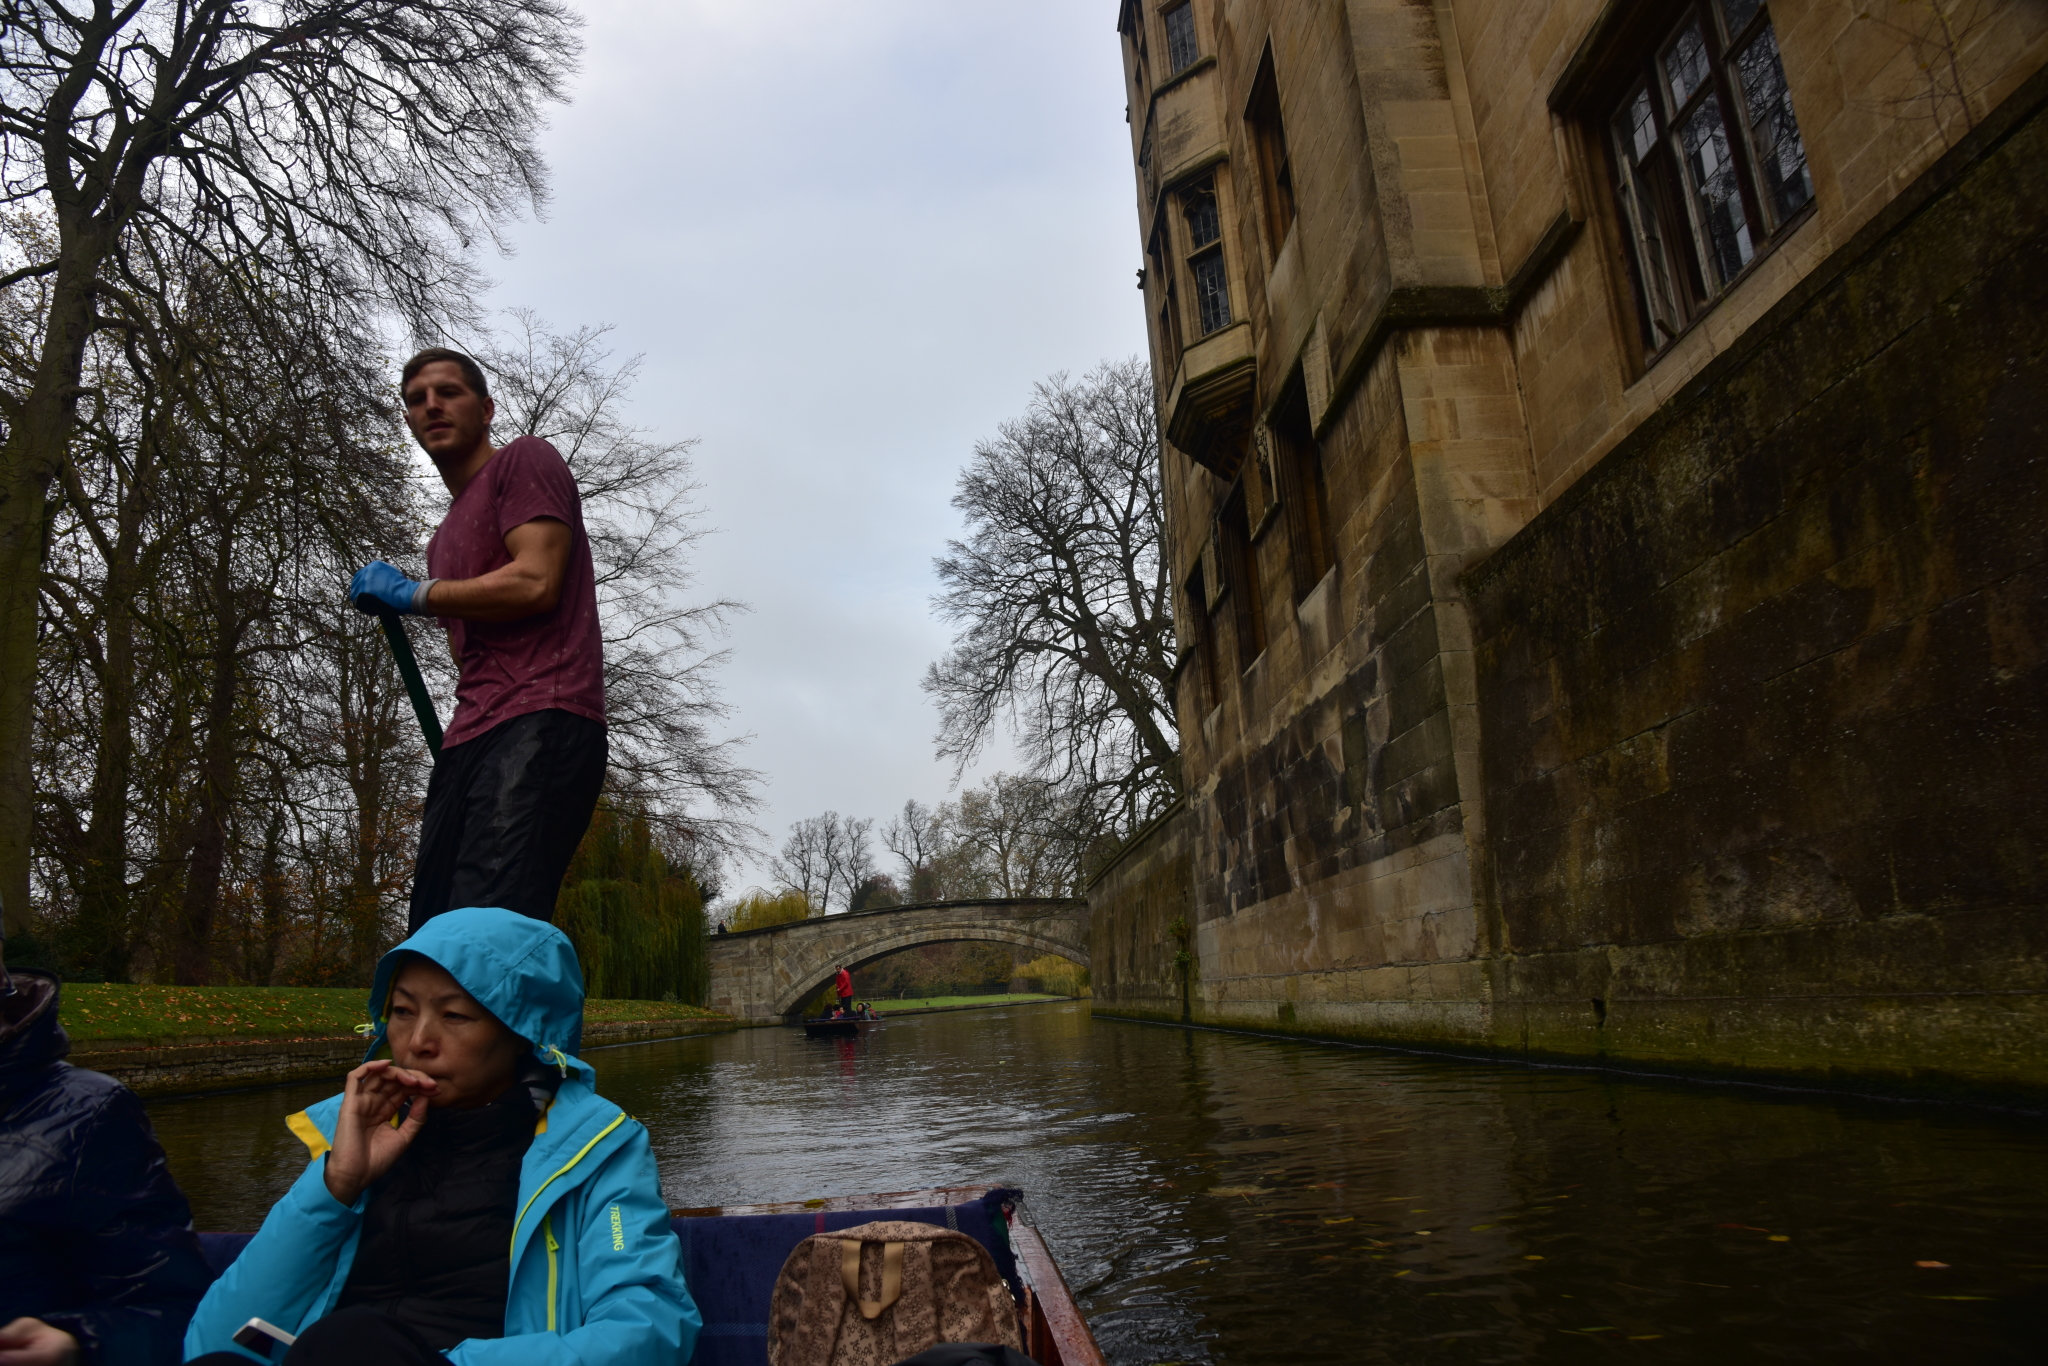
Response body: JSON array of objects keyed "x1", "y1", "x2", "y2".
[{"x1": 703, "y1": 899, "x2": 1088, "y2": 1024}]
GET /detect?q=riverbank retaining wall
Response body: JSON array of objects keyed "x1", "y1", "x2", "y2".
[
  {"x1": 1090, "y1": 73, "x2": 2048, "y2": 1104},
  {"x1": 78, "y1": 1017, "x2": 739, "y2": 1097},
  {"x1": 1461, "y1": 70, "x2": 2048, "y2": 1101},
  {"x1": 1086, "y1": 797, "x2": 1195, "y2": 1024}
]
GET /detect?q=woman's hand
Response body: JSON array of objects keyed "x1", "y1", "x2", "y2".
[
  {"x1": 0, "y1": 1319, "x2": 79, "y2": 1366},
  {"x1": 323, "y1": 1059, "x2": 437, "y2": 1207}
]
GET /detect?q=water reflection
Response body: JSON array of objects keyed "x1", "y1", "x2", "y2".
[{"x1": 150, "y1": 1002, "x2": 2048, "y2": 1363}]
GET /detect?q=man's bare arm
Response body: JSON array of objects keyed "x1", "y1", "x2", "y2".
[{"x1": 421, "y1": 518, "x2": 571, "y2": 622}]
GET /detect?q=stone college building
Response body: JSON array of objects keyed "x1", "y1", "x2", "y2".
[{"x1": 1085, "y1": 0, "x2": 2048, "y2": 1102}]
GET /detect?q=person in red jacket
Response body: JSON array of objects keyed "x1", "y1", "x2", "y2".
[{"x1": 834, "y1": 966, "x2": 853, "y2": 1017}]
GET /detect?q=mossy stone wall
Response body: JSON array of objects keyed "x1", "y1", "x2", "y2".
[{"x1": 1464, "y1": 68, "x2": 2048, "y2": 1101}]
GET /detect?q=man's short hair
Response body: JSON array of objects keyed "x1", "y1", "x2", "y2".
[{"x1": 401, "y1": 347, "x2": 490, "y2": 400}]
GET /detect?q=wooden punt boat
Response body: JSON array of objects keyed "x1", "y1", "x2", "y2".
[
  {"x1": 671, "y1": 1186, "x2": 1104, "y2": 1366},
  {"x1": 801, "y1": 1015, "x2": 881, "y2": 1038},
  {"x1": 200, "y1": 1184, "x2": 1103, "y2": 1366}
]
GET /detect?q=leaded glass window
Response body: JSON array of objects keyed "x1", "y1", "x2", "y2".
[
  {"x1": 1181, "y1": 181, "x2": 1232, "y2": 336},
  {"x1": 1677, "y1": 92, "x2": 1754, "y2": 283},
  {"x1": 1607, "y1": 0, "x2": 1812, "y2": 356},
  {"x1": 1164, "y1": 4, "x2": 1199, "y2": 76},
  {"x1": 1733, "y1": 23, "x2": 1812, "y2": 223},
  {"x1": 1193, "y1": 252, "x2": 1231, "y2": 334},
  {"x1": 1185, "y1": 184, "x2": 1220, "y2": 250}
]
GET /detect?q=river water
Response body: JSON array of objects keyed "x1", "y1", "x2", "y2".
[{"x1": 150, "y1": 1001, "x2": 2048, "y2": 1363}]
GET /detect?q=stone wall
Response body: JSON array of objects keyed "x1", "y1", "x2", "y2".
[
  {"x1": 1086, "y1": 797, "x2": 1195, "y2": 1024},
  {"x1": 78, "y1": 1018, "x2": 739, "y2": 1098},
  {"x1": 76, "y1": 1037, "x2": 367, "y2": 1098},
  {"x1": 1186, "y1": 350, "x2": 1496, "y2": 1044},
  {"x1": 1463, "y1": 68, "x2": 2048, "y2": 1101},
  {"x1": 1091, "y1": 64, "x2": 2048, "y2": 1102}
]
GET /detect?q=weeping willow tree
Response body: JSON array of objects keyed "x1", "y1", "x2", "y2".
[{"x1": 555, "y1": 800, "x2": 709, "y2": 1002}]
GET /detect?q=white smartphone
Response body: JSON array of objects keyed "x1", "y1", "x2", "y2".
[{"x1": 231, "y1": 1316, "x2": 299, "y2": 1353}]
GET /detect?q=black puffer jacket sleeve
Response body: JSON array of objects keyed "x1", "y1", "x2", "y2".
[{"x1": 32, "y1": 1078, "x2": 213, "y2": 1365}]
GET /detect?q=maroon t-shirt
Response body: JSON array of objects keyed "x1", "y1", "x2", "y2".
[{"x1": 426, "y1": 436, "x2": 605, "y2": 749}]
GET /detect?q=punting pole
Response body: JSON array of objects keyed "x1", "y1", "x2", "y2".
[{"x1": 376, "y1": 608, "x2": 443, "y2": 759}]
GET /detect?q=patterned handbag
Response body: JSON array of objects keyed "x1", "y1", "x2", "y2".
[{"x1": 767, "y1": 1219, "x2": 1022, "y2": 1366}]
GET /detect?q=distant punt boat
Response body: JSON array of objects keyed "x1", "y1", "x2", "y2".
[{"x1": 802, "y1": 1015, "x2": 881, "y2": 1038}]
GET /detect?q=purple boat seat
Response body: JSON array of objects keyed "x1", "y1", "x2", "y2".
[{"x1": 198, "y1": 1188, "x2": 1024, "y2": 1366}]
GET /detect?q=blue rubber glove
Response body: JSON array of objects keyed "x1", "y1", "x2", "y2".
[{"x1": 350, "y1": 561, "x2": 430, "y2": 615}]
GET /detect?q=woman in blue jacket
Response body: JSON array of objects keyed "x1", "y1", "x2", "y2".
[{"x1": 186, "y1": 908, "x2": 699, "y2": 1365}]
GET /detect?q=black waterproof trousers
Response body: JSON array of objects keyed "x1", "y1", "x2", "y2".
[{"x1": 407, "y1": 707, "x2": 607, "y2": 931}]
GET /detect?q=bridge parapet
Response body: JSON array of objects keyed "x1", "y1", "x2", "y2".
[{"x1": 703, "y1": 898, "x2": 1088, "y2": 1024}]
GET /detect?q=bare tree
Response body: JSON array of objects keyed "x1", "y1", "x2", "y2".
[
  {"x1": 924, "y1": 358, "x2": 1179, "y2": 839},
  {"x1": 32, "y1": 241, "x2": 422, "y2": 982},
  {"x1": 836, "y1": 823, "x2": 876, "y2": 912},
  {"x1": 881, "y1": 799, "x2": 949, "y2": 902},
  {"x1": 769, "y1": 811, "x2": 874, "y2": 914},
  {"x1": 768, "y1": 817, "x2": 830, "y2": 915},
  {"x1": 29, "y1": 242, "x2": 426, "y2": 982},
  {"x1": 475, "y1": 311, "x2": 761, "y2": 859},
  {"x1": 949, "y1": 773, "x2": 1085, "y2": 899},
  {"x1": 0, "y1": 0, "x2": 579, "y2": 932}
]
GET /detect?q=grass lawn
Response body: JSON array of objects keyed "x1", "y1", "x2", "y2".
[
  {"x1": 58, "y1": 983, "x2": 728, "y2": 1044},
  {"x1": 874, "y1": 993, "x2": 1073, "y2": 1013}
]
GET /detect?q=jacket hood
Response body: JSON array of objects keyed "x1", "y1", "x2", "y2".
[
  {"x1": 364, "y1": 909, "x2": 587, "y2": 1075},
  {"x1": 0, "y1": 969, "x2": 68, "y2": 1090}
]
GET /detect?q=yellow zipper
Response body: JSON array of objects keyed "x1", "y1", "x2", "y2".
[
  {"x1": 510, "y1": 1112, "x2": 627, "y2": 1251},
  {"x1": 544, "y1": 1216, "x2": 560, "y2": 1333}
]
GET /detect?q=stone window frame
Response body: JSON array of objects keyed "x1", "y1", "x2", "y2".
[
  {"x1": 1163, "y1": 1, "x2": 1200, "y2": 78},
  {"x1": 1215, "y1": 483, "x2": 1267, "y2": 674},
  {"x1": 1243, "y1": 44, "x2": 1298, "y2": 264},
  {"x1": 1117, "y1": 0, "x2": 1149, "y2": 95},
  {"x1": 1181, "y1": 560, "x2": 1223, "y2": 720},
  {"x1": 1266, "y1": 374, "x2": 1333, "y2": 605},
  {"x1": 1149, "y1": 219, "x2": 1184, "y2": 378},
  {"x1": 1600, "y1": 0, "x2": 1816, "y2": 358}
]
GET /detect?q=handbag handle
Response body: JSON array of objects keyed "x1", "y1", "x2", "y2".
[{"x1": 840, "y1": 1240, "x2": 905, "y2": 1320}]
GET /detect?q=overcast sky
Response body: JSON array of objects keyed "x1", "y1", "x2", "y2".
[{"x1": 477, "y1": 0, "x2": 1148, "y2": 895}]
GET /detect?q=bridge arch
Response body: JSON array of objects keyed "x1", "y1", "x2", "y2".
[
  {"x1": 703, "y1": 898, "x2": 1089, "y2": 1024},
  {"x1": 771, "y1": 925, "x2": 1088, "y2": 1019}
]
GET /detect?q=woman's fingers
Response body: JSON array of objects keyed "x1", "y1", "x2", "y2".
[
  {"x1": 346, "y1": 1064, "x2": 441, "y2": 1130},
  {"x1": 386, "y1": 1065, "x2": 440, "y2": 1094},
  {"x1": 395, "y1": 1090, "x2": 431, "y2": 1142},
  {"x1": 352, "y1": 1070, "x2": 408, "y2": 1122}
]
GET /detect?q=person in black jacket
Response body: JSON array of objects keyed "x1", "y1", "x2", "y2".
[{"x1": 0, "y1": 950, "x2": 212, "y2": 1366}]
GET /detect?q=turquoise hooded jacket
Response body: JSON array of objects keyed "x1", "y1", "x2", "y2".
[{"x1": 183, "y1": 909, "x2": 700, "y2": 1364}]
